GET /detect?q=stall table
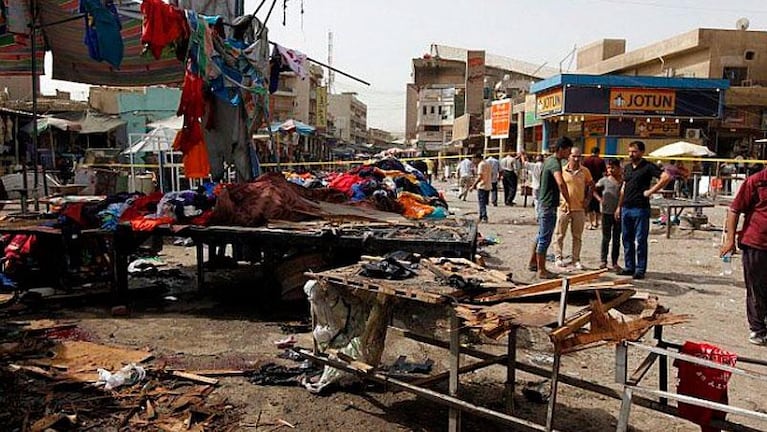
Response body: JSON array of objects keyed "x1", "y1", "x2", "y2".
[{"x1": 651, "y1": 198, "x2": 716, "y2": 238}]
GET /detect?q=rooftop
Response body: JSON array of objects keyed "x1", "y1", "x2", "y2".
[{"x1": 428, "y1": 44, "x2": 559, "y2": 79}]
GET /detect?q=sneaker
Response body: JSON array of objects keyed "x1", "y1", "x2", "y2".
[
  {"x1": 618, "y1": 269, "x2": 634, "y2": 276},
  {"x1": 748, "y1": 332, "x2": 767, "y2": 346},
  {"x1": 574, "y1": 262, "x2": 583, "y2": 271},
  {"x1": 632, "y1": 273, "x2": 645, "y2": 280},
  {"x1": 555, "y1": 258, "x2": 566, "y2": 268}
]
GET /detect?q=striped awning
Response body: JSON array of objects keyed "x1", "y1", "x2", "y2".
[{"x1": 42, "y1": 0, "x2": 184, "y2": 86}]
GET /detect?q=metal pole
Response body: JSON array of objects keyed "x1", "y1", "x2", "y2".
[
  {"x1": 30, "y1": 0, "x2": 39, "y2": 211},
  {"x1": 448, "y1": 311, "x2": 462, "y2": 432},
  {"x1": 546, "y1": 277, "x2": 571, "y2": 432}
]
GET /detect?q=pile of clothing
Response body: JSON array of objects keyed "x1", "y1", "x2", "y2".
[{"x1": 285, "y1": 158, "x2": 448, "y2": 220}]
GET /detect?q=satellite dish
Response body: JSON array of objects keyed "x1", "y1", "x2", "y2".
[{"x1": 736, "y1": 17, "x2": 750, "y2": 31}]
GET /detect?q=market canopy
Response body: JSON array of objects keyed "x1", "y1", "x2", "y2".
[
  {"x1": 2, "y1": 1, "x2": 239, "y2": 84},
  {"x1": 270, "y1": 119, "x2": 315, "y2": 136},
  {"x1": 649, "y1": 141, "x2": 716, "y2": 158},
  {"x1": 21, "y1": 112, "x2": 125, "y2": 135}
]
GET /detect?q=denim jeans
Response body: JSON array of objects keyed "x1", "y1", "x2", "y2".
[
  {"x1": 477, "y1": 189, "x2": 490, "y2": 220},
  {"x1": 536, "y1": 205, "x2": 557, "y2": 255},
  {"x1": 621, "y1": 207, "x2": 650, "y2": 275}
]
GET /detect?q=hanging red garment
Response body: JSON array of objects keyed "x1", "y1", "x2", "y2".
[
  {"x1": 140, "y1": 0, "x2": 189, "y2": 60},
  {"x1": 175, "y1": 129, "x2": 211, "y2": 178}
]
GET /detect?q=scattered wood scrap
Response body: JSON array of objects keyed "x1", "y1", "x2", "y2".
[{"x1": 553, "y1": 295, "x2": 692, "y2": 354}]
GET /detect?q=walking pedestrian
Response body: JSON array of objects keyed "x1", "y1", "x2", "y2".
[
  {"x1": 522, "y1": 152, "x2": 544, "y2": 210},
  {"x1": 486, "y1": 154, "x2": 500, "y2": 206},
  {"x1": 457, "y1": 156, "x2": 474, "y2": 201},
  {"x1": 720, "y1": 165, "x2": 767, "y2": 346},
  {"x1": 594, "y1": 159, "x2": 623, "y2": 271},
  {"x1": 615, "y1": 141, "x2": 672, "y2": 279},
  {"x1": 500, "y1": 152, "x2": 519, "y2": 205},
  {"x1": 553, "y1": 147, "x2": 594, "y2": 271},
  {"x1": 470, "y1": 153, "x2": 491, "y2": 223},
  {"x1": 528, "y1": 138, "x2": 574, "y2": 279},
  {"x1": 582, "y1": 146, "x2": 606, "y2": 230}
]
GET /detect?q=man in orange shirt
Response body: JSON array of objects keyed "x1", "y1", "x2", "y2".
[
  {"x1": 554, "y1": 147, "x2": 594, "y2": 270},
  {"x1": 470, "y1": 153, "x2": 492, "y2": 223}
]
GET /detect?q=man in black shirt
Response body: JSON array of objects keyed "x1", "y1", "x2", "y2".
[{"x1": 615, "y1": 141, "x2": 671, "y2": 279}]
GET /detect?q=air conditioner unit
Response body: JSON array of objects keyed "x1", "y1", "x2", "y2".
[
  {"x1": 741, "y1": 79, "x2": 754, "y2": 87},
  {"x1": 686, "y1": 128, "x2": 701, "y2": 139}
]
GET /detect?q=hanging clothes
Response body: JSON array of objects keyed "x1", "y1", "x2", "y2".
[
  {"x1": 79, "y1": 0, "x2": 124, "y2": 68},
  {"x1": 140, "y1": 0, "x2": 189, "y2": 60},
  {"x1": 274, "y1": 43, "x2": 307, "y2": 79}
]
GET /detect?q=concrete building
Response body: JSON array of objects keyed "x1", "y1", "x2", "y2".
[
  {"x1": 577, "y1": 28, "x2": 767, "y2": 158},
  {"x1": 406, "y1": 44, "x2": 557, "y2": 152},
  {"x1": 328, "y1": 92, "x2": 367, "y2": 144},
  {"x1": 271, "y1": 64, "x2": 324, "y2": 126},
  {"x1": 89, "y1": 86, "x2": 181, "y2": 145},
  {"x1": 368, "y1": 127, "x2": 393, "y2": 149}
]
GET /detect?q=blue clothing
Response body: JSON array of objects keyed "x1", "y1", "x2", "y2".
[
  {"x1": 622, "y1": 207, "x2": 651, "y2": 275},
  {"x1": 80, "y1": 0, "x2": 123, "y2": 68},
  {"x1": 536, "y1": 205, "x2": 557, "y2": 254},
  {"x1": 477, "y1": 189, "x2": 490, "y2": 221}
]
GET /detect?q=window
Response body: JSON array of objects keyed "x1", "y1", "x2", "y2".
[
  {"x1": 723, "y1": 67, "x2": 748, "y2": 86},
  {"x1": 745, "y1": 50, "x2": 756, "y2": 61},
  {"x1": 424, "y1": 125, "x2": 440, "y2": 132},
  {"x1": 430, "y1": 106, "x2": 435, "y2": 114},
  {"x1": 422, "y1": 106, "x2": 427, "y2": 115},
  {"x1": 438, "y1": 106, "x2": 443, "y2": 115}
]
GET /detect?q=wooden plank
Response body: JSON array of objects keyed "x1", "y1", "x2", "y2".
[
  {"x1": 169, "y1": 371, "x2": 220, "y2": 385},
  {"x1": 470, "y1": 269, "x2": 608, "y2": 302},
  {"x1": 549, "y1": 290, "x2": 636, "y2": 342}
]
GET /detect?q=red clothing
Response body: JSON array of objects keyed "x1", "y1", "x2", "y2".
[
  {"x1": 730, "y1": 168, "x2": 767, "y2": 250},
  {"x1": 582, "y1": 155, "x2": 606, "y2": 181},
  {"x1": 140, "y1": 0, "x2": 189, "y2": 60}
]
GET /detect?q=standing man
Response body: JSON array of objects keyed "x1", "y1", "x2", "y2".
[
  {"x1": 522, "y1": 153, "x2": 545, "y2": 210},
  {"x1": 720, "y1": 165, "x2": 767, "y2": 346},
  {"x1": 470, "y1": 153, "x2": 491, "y2": 223},
  {"x1": 457, "y1": 155, "x2": 474, "y2": 201},
  {"x1": 500, "y1": 152, "x2": 519, "y2": 206},
  {"x1": 615, "y1": 141, "x2": 671, "y2": 279},
  {"x1": 486, "y1": 154, "x2": 501, "y2": 207},
  {"x1": 594, "y1": 159, "x2": 623, "y2": 271},
  {"x1": 553, "y1": 147, "x2": 593, "y2": 271},
  {"x1": 582, "y1": 146, "x2": 606, "y2": 230},
  {"x1": 528, "y1": 137, "x2": 574, "y2": 279}
]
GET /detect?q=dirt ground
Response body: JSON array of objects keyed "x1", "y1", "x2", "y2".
[{"x1": 5, "y1": 180, "x2": 767, "y2": 432}]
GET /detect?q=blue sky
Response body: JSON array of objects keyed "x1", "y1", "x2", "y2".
[{"x1": 42, "y1": 0, "x2": 767, "y2": 135}]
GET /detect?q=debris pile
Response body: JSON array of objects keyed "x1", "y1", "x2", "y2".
[{"x1": 0, "y1": 319, "x2": 243, "y2": 431}]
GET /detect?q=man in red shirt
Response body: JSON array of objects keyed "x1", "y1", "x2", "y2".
[{"x1": 721, "y1": 165, "x2": 767, "y2": 346}]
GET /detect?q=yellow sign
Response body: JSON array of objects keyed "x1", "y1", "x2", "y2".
[
  {"x1": 610, "y1": 88, "x2": 675, "y2": 114},
  {"x1": 635, "y1": 118, "x2": 680, "y2": 138},
  {"x1": 490, "y1": 99, "x2": 511, "y2": 139},
  {"x1": 536, "y1": 89, "x2": 563, "y2": 117},
  {"x1": 315, "y1": 86, "x2": 327, "y2": 129}
]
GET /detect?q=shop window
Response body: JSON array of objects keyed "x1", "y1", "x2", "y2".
[{"x1": 722, "y1": 67, "x2": 748, "y2": 86}]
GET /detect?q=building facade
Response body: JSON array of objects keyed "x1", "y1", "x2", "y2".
[
  {"x1": 328, "y1": 92, "x2": 367, "y2": 144},
  {"x1": 406, "y1": 44, "x2": 557, "y2": 152},
  {"x1": 577, "y1": 28, "x2": 767, "y2": 158},
  {"x1": 368, "y1": 127, "x2": 393, "y2": 149}
]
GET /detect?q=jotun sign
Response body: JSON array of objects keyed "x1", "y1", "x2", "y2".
[
  {"x1": 610, "y1": 88, "x2": 676, "y2": 115},
  {"x1": 536, "y1": 88, "x2": 564, "y2": 117}
]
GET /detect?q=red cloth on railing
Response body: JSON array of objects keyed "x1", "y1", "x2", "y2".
[{"x1": 674, "y1": 341, "x2": 737, "y2": 432}]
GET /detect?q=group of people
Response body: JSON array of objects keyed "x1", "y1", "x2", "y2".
[{"x1": 529, "y1": 138, "x2": 671, "y2": 280}]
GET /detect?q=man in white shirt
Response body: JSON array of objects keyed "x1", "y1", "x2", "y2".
[
  {"x1": 486, "y1": 155, "x2": 501, "y2": 206},
  {"x1": 457, "y1": 156, "x2": 475, "y2": 201},
  {"x1": 470, "y1": 153, "x2": 492, "y2": 222},
  {"x1": 500, "y1": 153, "x2": 519, "y2": 206},
  {"x1": 522, "y1": 152, "x2": 545, "y2": 209}
]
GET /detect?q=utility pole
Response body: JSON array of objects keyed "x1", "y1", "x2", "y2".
[{"x1": 327, "y1": 31, "x2": 335, "y2": 93}]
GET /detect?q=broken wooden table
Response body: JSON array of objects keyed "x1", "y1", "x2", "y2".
[{"x1": 304, "y1": 261, "x2": 688, "y2": 432}]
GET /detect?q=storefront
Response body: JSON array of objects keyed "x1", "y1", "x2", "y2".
[{"x1": 529, "y1": 74, "x2": 729, "y2": 156}]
